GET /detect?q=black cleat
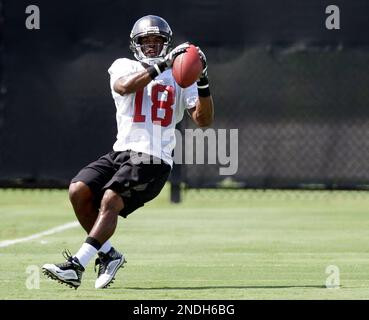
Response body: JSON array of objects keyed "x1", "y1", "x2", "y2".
[
  {"x1": 94, "y1": 247, "x2": 126, "y2": 289},
  {"x1": 42, "y1": 250, "x2": 85, "y2": 289}
]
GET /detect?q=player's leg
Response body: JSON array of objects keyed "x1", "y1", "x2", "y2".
[
  {"x1": 69, "y1": 181, "x2": 115, "y2": 254},
  {"x1": 92, "y1": 151, "x2": 171, "y2": 289},
  {"x1": 44, "y1": 151, "x2": 170, "y2": 289},
  {"x1": 65, "y1": 153, "x2": 132, "y2": 289},
  {"x1": 68, "y1": 154, "x2": 121, "y2": 254},
  {"x1": 42, "y1": 152, "x2": 118, "y2": 288},
  {"x1": 69, "y1": 181, "x2": 99, "y2": 233},
  {"x1": 70, "y1": 188, "x2": 124, "y2": 271},
  {"x1": 89, "y1": 189, "x2": 124, "y2": 243},
  {"x1": 70, "y1": 188, "x2": 126, "y2": 289},
  {"x1": 42, "y1": 182, "x2": 97, "y2": 289}
]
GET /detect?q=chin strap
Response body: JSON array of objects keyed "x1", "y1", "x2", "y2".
[{"x1": 140, "y1": 57, "x2": 164, "y2": 66}]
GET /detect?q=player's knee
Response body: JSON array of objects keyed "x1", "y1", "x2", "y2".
[
  {"x1": 100, "y1": 189, "x2": 124, "y2": 214},
  {"x1": 69, "y1": 181, "x2": 93, "y2": 205}
]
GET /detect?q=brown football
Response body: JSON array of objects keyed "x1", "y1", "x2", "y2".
[{"x1": 172, "y1": 44, "x2": 203, "y2": 88}]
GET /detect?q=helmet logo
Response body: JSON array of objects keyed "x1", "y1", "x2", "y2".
[{"x1": 144, "y1": 26, "x2": 160, "y2": 33}]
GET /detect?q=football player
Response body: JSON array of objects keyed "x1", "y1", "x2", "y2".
[{"x1": 42, "y1": 15, "x2": 214, "y2": 289}]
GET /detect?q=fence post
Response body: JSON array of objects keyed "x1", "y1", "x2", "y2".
[{"x1": 170, "y1": 163, "x2": 181, "y2": 203}]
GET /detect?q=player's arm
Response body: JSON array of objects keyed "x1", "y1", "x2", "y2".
[
  {"x1": 188, "y1": 48, "x2": 214, "y2": 128},
  {"x1": 113, "y1": 70, "x2": 154, "y2": 95},
  {"x1": 113, "y1": 43, "x2": 190, "y2": 96},
  {"x1": 188, "y1": 96, "x2": 214, "y2": 128}
]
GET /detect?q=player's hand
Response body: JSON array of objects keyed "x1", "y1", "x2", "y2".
[
  {"x1": 164, "y1": 42, "x2": 190, "y2": 68},
  {"x1": 196, "y1": 46, "x2": 208, "y2": 78},
  {"x1": 196, "y1": 46, "x2": 211, "y2": 97}
]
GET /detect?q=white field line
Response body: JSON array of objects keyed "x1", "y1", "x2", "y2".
[{"x1": 0, "y1": 221, "x2": 79, "y2": 248}]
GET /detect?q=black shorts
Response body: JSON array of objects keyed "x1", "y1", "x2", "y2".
[{"x1": 71, "y1": 150, "x2": 171, "y2": 217}]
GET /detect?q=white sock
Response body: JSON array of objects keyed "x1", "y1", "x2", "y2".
[
  {"x1": 99, "y1": 240, "x2": 112, "y2": 254},
  {"x1": 74, "y1": 243, "x2": 98, "y2": 268}
]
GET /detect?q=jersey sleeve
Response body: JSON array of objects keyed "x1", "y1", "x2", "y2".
[
  {"x1": 108, "y1": 58, "x2": 135, "y2": 96},
  {"x1": 182, "y1": 83, "x2": 198, "y2": 110},
  {"x1": 174, "y1": 82, "x2": 199, "y2": 124}
]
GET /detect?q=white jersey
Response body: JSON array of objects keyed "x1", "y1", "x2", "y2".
[{"x1": 108, "y1": 58, "x2": 198, "y2": 167}]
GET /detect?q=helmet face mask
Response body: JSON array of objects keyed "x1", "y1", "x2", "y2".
[{"x1": 130, "y1": 15, "x2": 173, "y2": 65}]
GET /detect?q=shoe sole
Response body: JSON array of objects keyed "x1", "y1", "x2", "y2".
[
  {"x1": 98, "y1": 256, "x2": 127, "y2": 289},
  {"x1": 42, "y1": 268, "x2": 80, "y2": 290}
]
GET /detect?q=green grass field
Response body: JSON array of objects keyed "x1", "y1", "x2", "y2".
[{"x1": 1, "y1": 187, "x2": 369, "y2": 300}]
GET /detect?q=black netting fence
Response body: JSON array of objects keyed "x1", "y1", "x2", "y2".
[
  {"x1": 0, "y1": 0, "x2": 4, "y2": 156},
  {"x1": 1, "y1": 0, "x2": 369, "y2": 195},
  {"x1": 179, "y1": 47, "x2": 369, "y2": 189}
]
